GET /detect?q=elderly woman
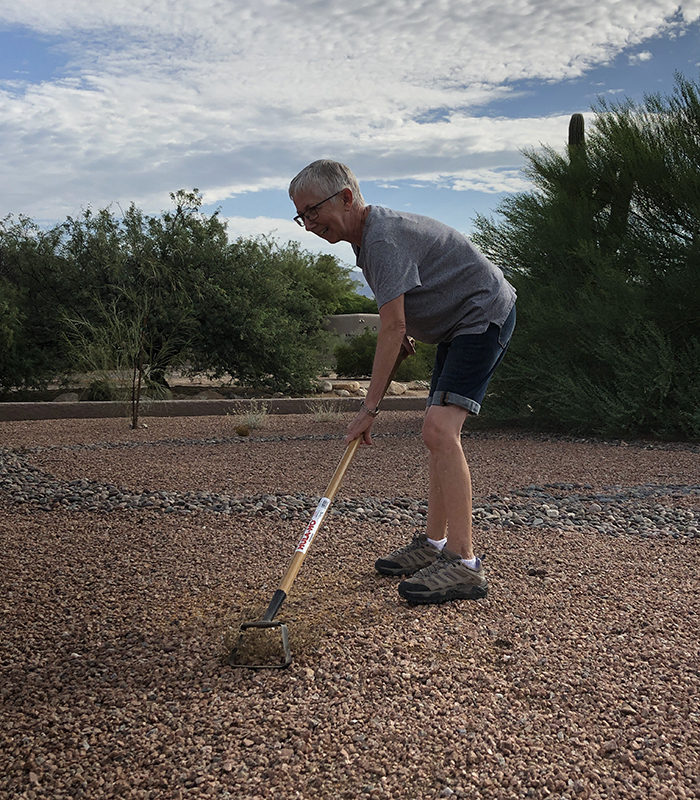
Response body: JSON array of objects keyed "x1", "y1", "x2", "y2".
[{"x1": 289, "y1": 160, "x2": 516, "y2": 605}]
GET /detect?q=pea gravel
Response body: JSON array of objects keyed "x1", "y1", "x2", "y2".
[{"x1": 1, "y1": 413, "x2": 699, "y2": 800}]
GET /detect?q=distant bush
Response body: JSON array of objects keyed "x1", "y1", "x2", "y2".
[
  {"x1": 333, "y1": 293, "x2": 378, "y2": 314},
  {"x1": 83, "y1": 378, "x2": 120, "y2": 401},
  {"x1": 0, "y1": 191, "x2": 360, "y2": 402},
  {"x1": 335, "y1": 330, "x2": 376, "y2": 376},
  {"x1": 396, "y1": 341, "x2": 436, "y2": 382},
  {"x1": 335, "y1": 330, "x2": 435, "y2": 381}
]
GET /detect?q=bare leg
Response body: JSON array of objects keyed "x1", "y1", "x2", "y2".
[
  {"x1": 422, "y1": 404, "x2": 473, "y2": 559},
  {"x1": 425, "y1": 454, "x2": 447, "y2": 541}
]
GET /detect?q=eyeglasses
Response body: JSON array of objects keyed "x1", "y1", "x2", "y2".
[{"x1": 293, "y1": 190, "x2": 343, "y2": 226}]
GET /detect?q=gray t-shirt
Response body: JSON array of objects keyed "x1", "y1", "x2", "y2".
[{"x1": 353, "y1": 206, "x2": 516, "y2": 344}]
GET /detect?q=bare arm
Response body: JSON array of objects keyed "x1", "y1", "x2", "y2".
[{"x1": 344, "y1": 294, "x2": 413, "y2": 445}]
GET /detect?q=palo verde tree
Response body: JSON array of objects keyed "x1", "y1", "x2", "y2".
[
  {"x1": 64, "y1": 191, "x2": 220, "y2": 426},
  {"x1": 0, "y1": 214, "x2": 86, "y2": 393},
  {"x1": 472, "y1": 72, "x2": 700, "y2": 439},
  {"x1": 63, "y1": 190, "x2": 364, "y2": 400},
  {"x1": 186, "y1": 236, "x2": 352, "y2": 395},
  {"x1": 1, "y1": 190, "x2": 377, "y2": 403}
]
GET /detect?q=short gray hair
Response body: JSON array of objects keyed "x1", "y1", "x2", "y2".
[{"x1": 289, "y1": 160, "x2": 365, "y2": 207}]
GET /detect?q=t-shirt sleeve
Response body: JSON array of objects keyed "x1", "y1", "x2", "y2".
[{"x1": 364, "y1": 240, "x2": 422, "y2": 308}]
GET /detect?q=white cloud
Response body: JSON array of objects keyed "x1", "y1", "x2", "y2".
[
  {"x1": 0, "y1": 0, "x2": 698, "y2": 221},
  {"x1": 629, "y1": 50, "x2": 654, "y2": 64},
  {"x1": 222, "y1": 215, "x2": 357, "y2": 266}
]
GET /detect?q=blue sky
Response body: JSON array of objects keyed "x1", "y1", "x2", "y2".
[{"x1": 1, "y1": 1, "x2": 698, "y2": 279}]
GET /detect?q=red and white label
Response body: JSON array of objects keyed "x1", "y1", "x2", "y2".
[{"x1": 296, "y1": 497, "x2": 331, "y2": 554}]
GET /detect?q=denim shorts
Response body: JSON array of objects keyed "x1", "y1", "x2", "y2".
[{"x1": 427, "y1": 305, "x2": 516, "y2": 415}]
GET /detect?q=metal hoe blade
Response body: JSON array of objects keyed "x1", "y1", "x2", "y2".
[{"x1": 228, "y1": 619, "x2": 292, "y2": 670}]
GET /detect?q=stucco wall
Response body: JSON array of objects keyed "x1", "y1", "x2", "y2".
[{"x1": 325, "y1": 313, "x2": 380, "y2": 338}]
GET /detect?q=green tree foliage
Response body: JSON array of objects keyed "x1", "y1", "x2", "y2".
[
  {"x1": 333, "y1": 292, "x2": 379, "y2": 314},
  {"x1": 0, "y1": 278, "x2": 23, "y2": 380},
  {"x1": 472, "y1": 73, "x2": 699, "y2": 439},
  {"x1": 0, "y1": 190, "x2": 359, "y2": 397},
  {"x1": 335, "y1": 330, "x2": 435, "y2": 382},
  {"x1": 62, "y1": 193, "x2": 204, "y2": 424},
  {"x1": 0, "y1": 215, "x2": 80, "y2": 391},
  {"x1": 186, "y1": 236, "x2": 347, "y2": 395},
  {"x1": 335, "y1": 329, "x2": 378, "y2": 376}
]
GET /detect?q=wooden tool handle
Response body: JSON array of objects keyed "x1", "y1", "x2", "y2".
[{"x1": 275, "y1": 342, "x2": 413, "y2": 602}]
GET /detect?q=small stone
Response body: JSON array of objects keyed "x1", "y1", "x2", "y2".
[
  {"x1": 386, "y1": 381, "x2": 407, "y2": 396},
  {"x1": 600, "y1": 739, "x2": 617, "y2": 755},
  {"x1": 52, "y1": 392, "x2": 80, "y2": 402}
]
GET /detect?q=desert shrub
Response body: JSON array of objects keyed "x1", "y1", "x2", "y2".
[
  {"x1": 396, "y1": 341, "x2": 436, "y2": 382},
  {"x1": 472, "y1": 73, "x2": 700, "y2": 438},
  {"x1": 335, "y1": 330, "x2": 435, "y2": 381},
  {"x1": 334, "y1": 330, "x2": 377, "y2": 376},
  {"x1": 83, "y1": 378, "x2": 121, "y2": 401}
]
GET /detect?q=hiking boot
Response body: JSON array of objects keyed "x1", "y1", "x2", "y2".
[
  {"x1": 397, "y1": 548, "x2": 488, "y2": 604},
  {"x1": 375, "y1": 533, "x2": 441, "y2": 576}
]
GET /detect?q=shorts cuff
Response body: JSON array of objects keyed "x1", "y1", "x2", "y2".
[{"x1": 426, "y1": 391, "x2": 481, "y2": 415}]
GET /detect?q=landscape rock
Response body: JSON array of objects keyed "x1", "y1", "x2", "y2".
[
  {"x1": 386, "y1": 381, "x2": 407, "y2": 395},
  {"x1": 52, "y1": 392, "x2": 80, "y2": 402},
  {"x1": 333, "y1": 381, "x2": 360, "y2": 392}
]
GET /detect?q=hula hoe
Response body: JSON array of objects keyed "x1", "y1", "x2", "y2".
[{"x1": 229, "y1": 343, "x2": 413, "y2": 670}]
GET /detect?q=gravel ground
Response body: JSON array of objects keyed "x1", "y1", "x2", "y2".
[{"x1": 1, "y1": 412, "x2": 699, "y2": 800}]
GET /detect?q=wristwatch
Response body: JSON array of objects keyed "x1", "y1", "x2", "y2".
[{"x1": 360, "y1": 401, "x2": 380, "y2": 417}]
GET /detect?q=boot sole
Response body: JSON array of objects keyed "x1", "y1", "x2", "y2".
[{"x1": 398, "y1": 584, "x2": 488, "y2": 605}]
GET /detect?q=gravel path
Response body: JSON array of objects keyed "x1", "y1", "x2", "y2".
[{"x1": 1, "y1": 413, "x2": 699, "y2": 799}]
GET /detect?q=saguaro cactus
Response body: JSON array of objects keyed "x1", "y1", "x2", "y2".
[
  {"x1": 568, "y1": 111, "x2": 633, "y2": 248},
  {"x1": 566, "y1": 113, "x2": 589, "y2": 204},
  {"x1": 568, "y1": 113, "x2": 585, "y2": 149}
]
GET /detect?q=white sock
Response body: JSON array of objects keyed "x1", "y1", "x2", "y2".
[
  {"x1": 427, "y1": 536, "x2": 447, "y2": 551},
  {"x1": 461, "y1": 556, "x2": 479, "y2": 570}
]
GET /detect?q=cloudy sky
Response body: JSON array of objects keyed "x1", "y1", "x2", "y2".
[{"x1": 1, "y1": 0, "x2": 699, "y2": 272}]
